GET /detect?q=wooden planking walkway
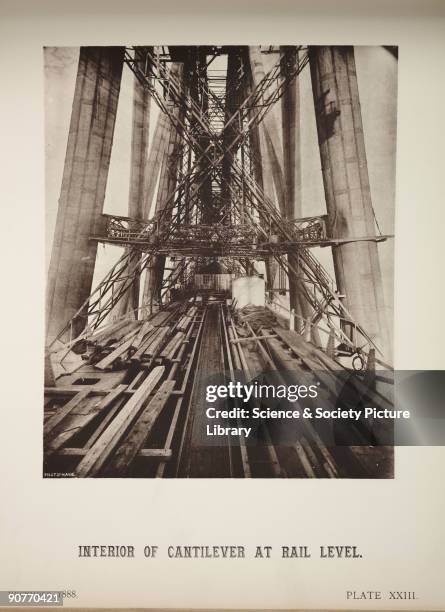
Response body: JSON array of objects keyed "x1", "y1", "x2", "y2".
[
  {"x1": 178, "y1": 305, "x2": 231, "y2": 477},
  {"x1": 74, "y1": 366, "x2": 165, "y2": 477},
  {"x1": 104, "y1": 380, "x2": 176, "y2": 476}
]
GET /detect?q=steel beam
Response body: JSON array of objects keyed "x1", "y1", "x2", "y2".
[
  {"x1": 116, "y1": 47, "x2": 152, "y2": 320},
  {"x1": 46, "y1": 47, "x2": 124, "y2": 344},
  {"x1": 309, "y1": 45, "x2": 389, "y2": 355}
]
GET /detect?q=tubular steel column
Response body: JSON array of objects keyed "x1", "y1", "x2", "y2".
[
  {"x1": 248, "y1": 47, "x2": 283, "y2": 299},
  {"x1": 281, "y1": 46, "x2": 304, "y2": 332},
  {"x1": 139, "y1": 112, "x2": 170, "y2": 317},
  {"x1": 142, "y1": 111, "x2": 170, "y2": 220},
  {"x1": 116, "y1": 47, "x2": 152, "y2": 320},
  {"x1": 280, "y1": 49, "x2": 320, "y2": 344},
  {"x1": 46, "y1": 47, "x2": 124, "y2": 344},
  {"x1": 280, "y1": 46, "x2": 300, "y2": 221},
  {"x1": 143, "y1": 63, "x2": 184, "y2": 313},
  {"x1": 248, "y1": 46, "x2": 286, "y2": 214},
  {"x1": 309, "y1": 46, "x2": 389, "y2": 355}
]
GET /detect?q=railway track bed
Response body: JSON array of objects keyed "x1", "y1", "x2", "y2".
[{"x1": 44, "y1": 295, "x2": 394, "y2": 478}]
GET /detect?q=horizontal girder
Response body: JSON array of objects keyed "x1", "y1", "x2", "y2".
[{"x1": 91, "y1": 213, "x2": 390, "y2": 255}]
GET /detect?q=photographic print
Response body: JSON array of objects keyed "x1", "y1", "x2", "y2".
[{"x1": 44, "y1": 45, "x2": 397, "y2": 478}]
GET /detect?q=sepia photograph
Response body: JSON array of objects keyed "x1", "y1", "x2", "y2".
[{"x1": 44, "y1": 44, "x2": 397, "y2": 478}]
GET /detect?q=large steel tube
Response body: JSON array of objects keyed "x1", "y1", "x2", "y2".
[
  {"x1": 309, "y1": 46, "x2": 389, "y2": 355},
  {"x1": 46, "y1": 47, "x2": 124, "y2": 343}
]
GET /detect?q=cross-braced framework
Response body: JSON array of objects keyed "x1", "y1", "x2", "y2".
[{"x1": 47, "y1": 46, "x2": 391, "y2": 362}]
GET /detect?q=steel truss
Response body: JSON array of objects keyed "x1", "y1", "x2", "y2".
[{"x1": 49, "y1": 45, "x2": 386, "y2": 358}]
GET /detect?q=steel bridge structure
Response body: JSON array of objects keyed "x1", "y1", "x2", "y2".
[
  {"x1": 46, "y1": 45, "x2": 391, "y2": 359},
  {"x1": 43, "y1": 46, "x2": 395, "y2": 479}
]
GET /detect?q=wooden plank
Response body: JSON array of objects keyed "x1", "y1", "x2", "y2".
[
  {"x1": 306, "y1": 431, "x2": 339, "y2": 477},
  {"x1": 87, "y1": 319, "x2": 132, "y2": 344},
  {"x1": 271, "y1": 327, "x2": 339, "y2": 394},
  {"x1": 44, "y1": 410, "x2": 56, "y2": 422},
  {"x1": 45, "y1": 352, "x2": 56, "y2": 386},
  {"x1": 45, "y1": 387, "x2": 90, "y2": 397},
  {"x1": 300, "y1": 436, "x2": 321, "y2": 472},
  {"x1": 83, "y1": 395, "x2": 128, "y2": 449},
  {"x1": 74, "y1": 366, "x2": 165, "y2": 477},
  {"x1": 126, "y1": 369, "x2": 147, "y2": 391},
  {"x1": 142, "y1": 326, "x2": 170, "y2": 358},
  {"x1": 294, "y1": 441, "x2": 316, "y2": 478},
  {"x1": 149, "y1": 310, "x2": 173, "y2": 327},
  {"x1": 104, "y1": 380, "x2": 176, "y2": 476},
  {"x1": 45, "y1": 385, "x2": 127, "y2": 453},
  {"x1": 91, "y1": 370, "x2": 128, "y2": 390},
  {"x1": 160, "y1": 331, "x2": 184, "y2": 359},
  {"x1": 130, "y1": 330, "x2": 162, "y2": 362},
  {"x1": 176, "y1": 306, "x2": 197, "y2": 332},
  {"x1": 43, "y1": 388, "x2": 91, "y2": 437},
  {"x1": 58, "y1": 447, "x2": 172, "y2": 459},
  {"x1": 131, "y1": 322, "x2": 153, "y2": 350},
  {"x1": 273, "y1": 327, "x2": 327, "y2": 369},
  {"x1": 53, "y1": 366, "x2": 127, "y2": 390},
  {"x1": 94, "y1": 328, "x2": 141, "y2": 370},
  {"x1": 231, "y1": 333, "x2": 277, "y2": 344},
  {"x1": 89, "y1": 320, "x2": 138, "y2": 346},
  {"x1": 138, "y1": 448, "x2": 172, "y2": 459},
  {"x1": 175, "y1": 315, "x2": 188, "y2": 332},
  {"x1": 58, "y1": 448, "x2": 87, "y2": 456},
  {"x1": 94, "y1": 337, "x2": 134, "y2": 370}
]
